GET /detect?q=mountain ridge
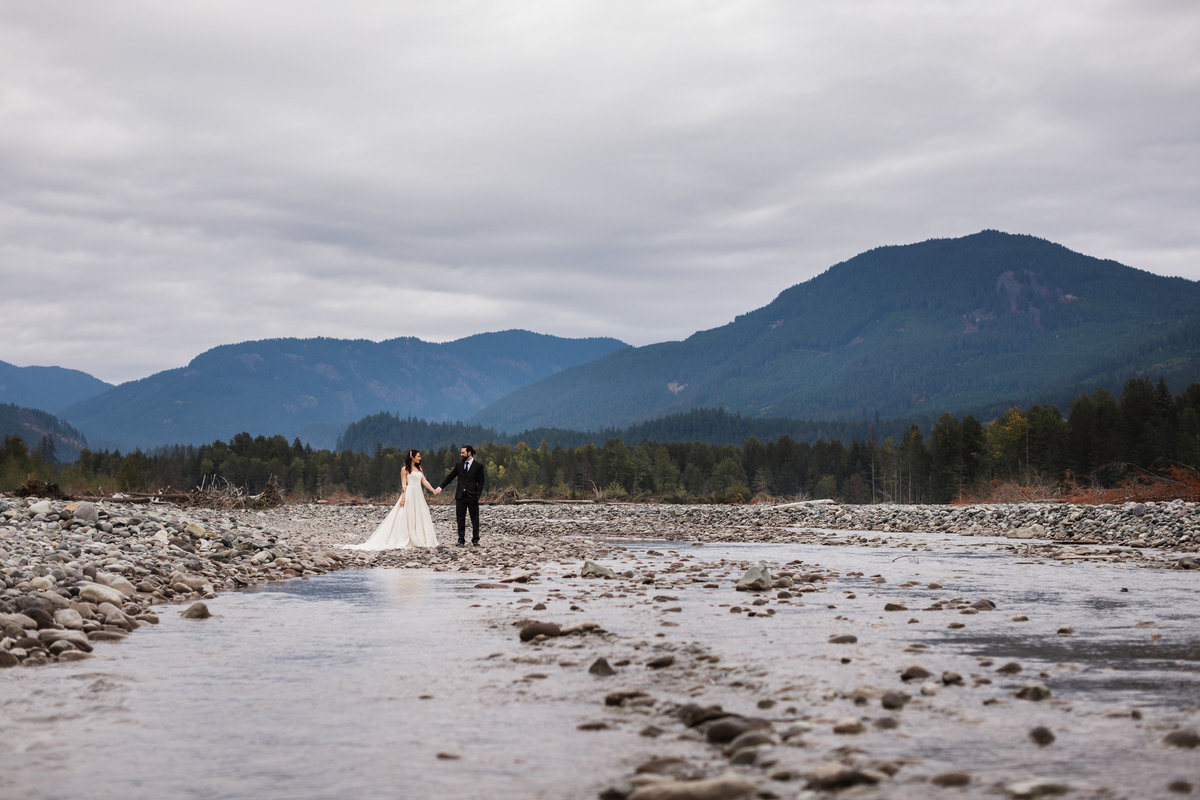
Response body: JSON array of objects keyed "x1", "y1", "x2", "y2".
[
  {"x1": 471, "y1": 231, "x2": 1200, "y2": 431},
  {"x1": 0, "y1": 360, "x2": 113, "y2": 414},
  {"x1": 58, "y1": 330, "x2": 627, "y2": 450}
]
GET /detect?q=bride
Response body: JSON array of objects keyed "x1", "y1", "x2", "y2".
[{"x1": 346, "y1": 449, "x2": 441, "y2": 550}]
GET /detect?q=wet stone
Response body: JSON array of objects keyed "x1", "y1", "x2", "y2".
[
  {"x1": 704, "y1": 716, "x2": 770, "y2": 744},
  {"x1": 677, "y1": 703, "x2": 727, "y2": 728},
  {"x1": 807, "y1": 762, "x2": 882, "y2": 791},
  {"x1": 180, "y1": 602, "x2": 211, "y2": 620},
  {"x1": 1015, "y1": 683, "x2": 1052, "y2": 701},
  {"x1": 832, "y1": 717, "x2": 865, "y2": 734},
  {"x1": 1162, "y1": 728, "x2": 1200, "y2": 749},
  {"x1": 605, "y1": 689, "x2": 650, "y2": 707},
  {"x1": 1029, "y1": 726, "x2": 1056, "y2": 746},
  {"x1": 588, "y1": 656, "x2": 616, "y2": 676},
  {"x1": 518, "y1": 621, "x2": 561, "y2": 641}
]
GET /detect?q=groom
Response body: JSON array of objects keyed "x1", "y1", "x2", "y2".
[{"x1": 440, "y1": 445, "x2": 486, "y2": 546}]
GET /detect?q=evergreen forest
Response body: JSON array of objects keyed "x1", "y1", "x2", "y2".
[{"x1": 2, "y1": 378, "x2": 1198, "y2": 505}]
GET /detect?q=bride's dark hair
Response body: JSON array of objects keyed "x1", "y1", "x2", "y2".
[{"x1": 404, "y1": 449, "x2": 420, "y2": 473}]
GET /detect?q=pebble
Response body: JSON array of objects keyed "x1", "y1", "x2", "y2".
[
  {"x1": 1029, "y1": 726, "x2": 1056, "y2": 746},
  {"x1": 1016, "y1": 684, "x2": 1052, "y2": 701},
  {"x1": 1005, "y1": 778, "x2": 1071, "y2": 797},
  {"x1": 1162, "y1": 729, "x2": 1200, "y2": 749},
  {"x1": 589, "y1": 657, "x2": 617, "y2": 676},
  {"x1": 932, "y1": 772, "x2": 971, "y2": 787},
  {"x1": 806, "y1": 762, "x2": 882, "y2": 791}
]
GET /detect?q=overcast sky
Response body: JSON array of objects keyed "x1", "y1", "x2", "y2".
[{"x1": 2, "y1": 1, "x2": 1197, "y2": 385}]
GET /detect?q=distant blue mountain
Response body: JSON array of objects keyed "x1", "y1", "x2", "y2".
[
  {"x1": 0, "y1": 360, "x2": 112, "y2": 414},
  {"x1": 59, "y1": 331, "x2": 627, "y2": 451}
]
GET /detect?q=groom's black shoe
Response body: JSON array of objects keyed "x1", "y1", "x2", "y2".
[
  {"x1": 457, "y1": 539, "x2": 466, "y2": 547},
  {"x1": 471, "y1": 539, "x2": 480, "y2": 546}
]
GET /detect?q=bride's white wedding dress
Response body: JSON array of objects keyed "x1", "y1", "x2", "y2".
[{"x1": 345, "y1": 469, "x2": 438, "y2": 550}]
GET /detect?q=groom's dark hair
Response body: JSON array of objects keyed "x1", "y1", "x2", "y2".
[{"x1": 464, "y1": 445, "x2": 476, "y2": 456}]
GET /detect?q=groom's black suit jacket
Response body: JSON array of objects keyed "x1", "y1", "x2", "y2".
[{"x1": 441, "y1": 459, "x2": 485, "y2": 500}]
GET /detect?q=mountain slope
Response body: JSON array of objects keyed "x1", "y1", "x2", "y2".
[
  {"x1": 0, "y1": 360, "x2": 112, "y2": 414},
  {"x1": 0, "y1": 403, "x2": 90, "y2": 462},
  {"x1": 60, "y1": 331, "x2": 626, "y2": 450},
  {"x1": 472, "y1": 231, "x2": 1200, "y2": 431}
]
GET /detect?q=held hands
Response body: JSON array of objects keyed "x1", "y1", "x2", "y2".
[{"x1": 433, "y1": 487, "x2": 442, "y2": 495}]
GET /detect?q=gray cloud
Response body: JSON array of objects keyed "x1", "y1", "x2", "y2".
[{"x1": 2, "y1": 0, "x2": 1197, "y2": 384}]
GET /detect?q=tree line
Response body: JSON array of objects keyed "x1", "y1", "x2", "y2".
[{"x1": 2, "y1": 378, "x2": 1197, "y2": 504}]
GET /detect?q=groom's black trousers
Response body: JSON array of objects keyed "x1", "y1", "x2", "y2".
[{"x1": 457, "y1": 495, "x2": 480, "y2": 543}]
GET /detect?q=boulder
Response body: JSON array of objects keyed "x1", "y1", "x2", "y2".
[
  {"x1": 735, "y1": 564, "x2": 771, "y2": 591},
  {"x1": 66, "y1": 501, "x2": 99, "y2": 524},
  {"x1": 581, "y1": 561, "x2": 617, "y2": 579},
  {"x1": 180, "y1": 602, "x2": 212, "y2": 620}
]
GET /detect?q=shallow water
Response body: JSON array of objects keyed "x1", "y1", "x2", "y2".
[{"x1": 1, "y1": 534, "x2": 1198, "y2": 799}]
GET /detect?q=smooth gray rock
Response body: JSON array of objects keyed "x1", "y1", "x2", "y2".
[
  {"x1": 78, "y1": 582, "x2": 126, "y2": 606},
  {"x1": 735, "y1": 563, "x2": 771, "y2": 591},
  {"x1": 38, "y1": 629, "x2": 93, "y2": 652},
  {"x1": 581, "y1": 561, "x2": 617, "y2": 579},
  {"x1": 95, "y1": 572, "x2": 137, "y2": 598},
  {"x1": 0, "y1": 613, "x2": 37, "y2": 636},
  {"x1": 68, "y1": 502, "x2": 99, "y2": 524}
]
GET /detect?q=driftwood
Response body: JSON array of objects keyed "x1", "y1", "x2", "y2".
[
  {"x1": 513, "y1": 498, "x2": 597, "y2": 505},
  {"x1": 109, "y1": 491, "x2": 192, "y2": 504},
  {"x1": 100, "y1": 476, "x2": 285, "y2": 510},
  {"x1": 772, "y1": 499, "x2": 837, "y2": 509},
  {"x1": 15, "y1": 477, "x2": 70, "y2": 500}
]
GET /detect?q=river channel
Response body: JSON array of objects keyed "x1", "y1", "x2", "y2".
[{"x1": 1, "y1": 533, "x2": 1197, "y2": 799}]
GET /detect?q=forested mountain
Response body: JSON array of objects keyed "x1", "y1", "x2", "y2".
[
  {"x1": 473, "y1": 231, "x2": 1200, "y2": 431},
  {"x1": 59, "y1": 331, "x2": 626, "y2": 451},
  {"x1": 337, "y1": 407, "x2": 903, "y2": 453},
  {"x1": 0, "y1": 403, "x2": 89, "y2": 463},
  {"x1": 0, "y1": 360, "x2": 112, "y2": 413}
]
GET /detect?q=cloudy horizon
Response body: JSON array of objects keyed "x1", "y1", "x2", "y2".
[{"x1": 2, "y1": 1, "x2": 1198, "y2": 385}]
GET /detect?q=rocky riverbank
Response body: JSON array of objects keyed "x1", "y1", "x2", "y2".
[{"x1": 2, "y1": 495, "x2": 1197, "y2": 669}]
